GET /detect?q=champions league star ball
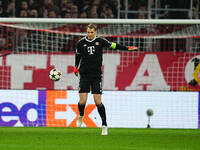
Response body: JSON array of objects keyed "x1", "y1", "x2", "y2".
[
  {"x1": 146, "y1": 109, "x2": 153, "y2": 116},
  {"x1": 49, "y1": 69, "x2": 62, "y2": 81}
]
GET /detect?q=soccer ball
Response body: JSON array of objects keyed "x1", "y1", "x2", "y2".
[
  {"x1": 146, "y1": 109, "x2": 153, "y2": 116},
  {"x1": 49, "y1": 68, "x2": 62, "y2": 81}
]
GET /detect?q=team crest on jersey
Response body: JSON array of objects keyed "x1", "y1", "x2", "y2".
[{"x1": 95, "y1": 42, "x2": 99, "y2": 45}]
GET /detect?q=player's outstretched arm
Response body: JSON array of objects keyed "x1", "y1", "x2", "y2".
[{"x1": 111, "y1": 42, "x2": 138, "y2": 51}]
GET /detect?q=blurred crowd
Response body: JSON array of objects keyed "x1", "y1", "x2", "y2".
[
  {"x1": 0, "y1": 0, "x2": 199, "y2": 19},
  {"x1": 1, "y1": 0, "x2": 119, "y2": 18}
]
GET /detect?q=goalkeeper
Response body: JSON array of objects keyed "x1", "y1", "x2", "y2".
[{"x1": 74, "y1": 23, "x2": 138, "y2": 135}]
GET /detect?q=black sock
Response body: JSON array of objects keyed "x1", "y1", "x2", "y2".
[
  {"x1": 96, "y1": 103, "x2": 107, "y2": 126},
  {"x1": 78, "y1": 102, "x2": 85, "y2": 116}
]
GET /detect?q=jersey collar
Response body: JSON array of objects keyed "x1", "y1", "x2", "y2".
[{"x1": 85, "y1": 36, "x2": 97, "y2": 42}]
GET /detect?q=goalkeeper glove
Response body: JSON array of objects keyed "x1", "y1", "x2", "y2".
[
  {"x1": 74, "y1": 66, "x2": 78, "y2": 76},
  {"x1": 128, "y1": 46, "x2": 138, "y2": 51}
]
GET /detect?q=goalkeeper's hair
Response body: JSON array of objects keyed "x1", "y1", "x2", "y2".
[{"x1": 87, "y1": 23, "x2": 97, "y2": 31}]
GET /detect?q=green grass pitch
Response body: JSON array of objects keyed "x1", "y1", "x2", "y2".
[{"x1": 0, "y1": 127, "x2": 199, "y2": 150}]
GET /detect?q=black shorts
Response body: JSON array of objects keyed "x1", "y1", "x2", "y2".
[{"x1": 79, "y1": 74, "x2": 103, "y2": 94}]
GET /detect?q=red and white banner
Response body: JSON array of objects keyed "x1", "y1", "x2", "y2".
[{"x1": 0, "y1": 52, "x2": 200, "y2": 91}]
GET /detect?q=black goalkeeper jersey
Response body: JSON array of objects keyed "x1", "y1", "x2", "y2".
[{"x1": 75, "y1": 36, "x2": 112, "y2": 76}]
